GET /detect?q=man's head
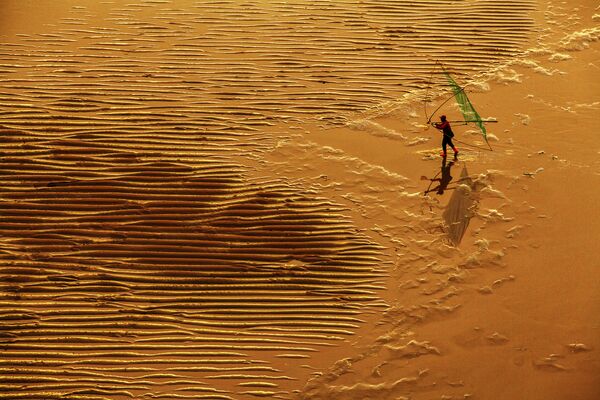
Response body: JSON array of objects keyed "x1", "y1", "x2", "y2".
[{"x1": 440, "y1": 115, "x2": 447, "y2": 122}]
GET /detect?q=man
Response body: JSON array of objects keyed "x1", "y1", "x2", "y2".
[{"x1": 434, "y1": 115, "x2": 458, "y2": 157}]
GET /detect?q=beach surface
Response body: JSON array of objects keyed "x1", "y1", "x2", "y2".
[{"x1": 1, "y1": 1, "x2": 599, "y2": 399}]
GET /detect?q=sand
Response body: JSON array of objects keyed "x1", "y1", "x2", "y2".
[{"x1": 1, "y1": 1, "x2": 599, "y2": 399}]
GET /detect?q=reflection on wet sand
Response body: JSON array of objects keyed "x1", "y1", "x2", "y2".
[
  {"x1": 422, "y1": 157, "x2": 475, "y2": 246},
  {"x1": 443, "y1": 164, "x2": 475, "y2": 246},
  {"x1": 423, "y1": 155, "x2": 458, "y2": 196}
]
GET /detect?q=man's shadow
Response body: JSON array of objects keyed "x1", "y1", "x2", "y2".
[{"x1": 423, "y1": 154, "x2": 458, "y2": 195}]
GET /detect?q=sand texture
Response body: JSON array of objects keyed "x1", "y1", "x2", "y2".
[{"x1": 1, "y1": 1, "x2": 599, "y2": 399}]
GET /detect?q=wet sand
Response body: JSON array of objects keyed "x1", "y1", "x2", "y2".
[{"x1": 1, "y1": 1, "x2": 599, "y2": 399}]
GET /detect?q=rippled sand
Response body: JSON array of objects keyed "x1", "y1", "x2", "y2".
[{"x1": 1, "y1": 1, "x2": 599, "y2": 399}]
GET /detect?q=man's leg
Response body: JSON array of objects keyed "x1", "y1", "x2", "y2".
[{"x1": 448, "y1": 138, "x2": 458, "y2": 154}]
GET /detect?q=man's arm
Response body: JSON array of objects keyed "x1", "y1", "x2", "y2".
[{"x1": 433, "y1": 121, "x2": 448, "y2": 130}]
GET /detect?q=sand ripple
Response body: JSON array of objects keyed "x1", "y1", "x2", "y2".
[{"x1": 0, "y1": 0, "x2": 536, "y2": 398}]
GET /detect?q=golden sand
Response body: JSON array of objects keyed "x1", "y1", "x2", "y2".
[{"x1": 1, "y1": 1, "x2": 599, "y2": 399}]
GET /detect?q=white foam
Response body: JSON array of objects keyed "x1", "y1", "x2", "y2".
[
  {"x1": 514, "y1": 113, "x2": 531, "y2": 125},
  {"x1": 548, "y1": 52, "x2": 572, "y2": 62},
  {"x1": 346, "y1": 119, "x2": 407, "y2": 141},
  {"x1": 407, "y1": 137, "x2": 430, "y2": 146},
  {"x1": 488, "y1": 68, "x2": 523, "y2": 84},
  {"x1": 560, "y1": 27, "x2": 600, "y2": 50},
  {"x1": 486, "y1": 133, "x2": 499, "y2": 142},
  {"x1": 480, "y1": 186, "x2": 508, "y2": 200},
  {"x1": 515, "y1": 59, "x2": 564, "y2": 76}
]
